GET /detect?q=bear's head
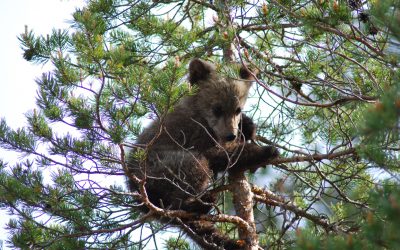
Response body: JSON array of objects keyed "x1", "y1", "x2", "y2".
[{"x1": 188, "y1": 58, "x2": 256, "y2": 143}]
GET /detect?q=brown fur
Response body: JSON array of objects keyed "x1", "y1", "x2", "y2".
[{"x1": 128, "y1": 59, "x2": 278, "y2": 249}]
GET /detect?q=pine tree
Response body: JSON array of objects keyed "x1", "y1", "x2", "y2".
[{"x1": 0, "y1": 0, "x2": 399, "y2": 249}]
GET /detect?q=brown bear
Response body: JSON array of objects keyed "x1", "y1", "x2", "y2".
[{"x1": 128, "y1": 59, "x2": 278, "y2": 249}]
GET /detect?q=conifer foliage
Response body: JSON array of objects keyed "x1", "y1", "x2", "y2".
[{"x1": 0, "y1": 0, "x2": 399, "y2": 249}]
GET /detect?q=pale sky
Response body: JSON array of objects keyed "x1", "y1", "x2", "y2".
[{"x1": 0, "y1": 1, "x2": 85, "y2": 247}]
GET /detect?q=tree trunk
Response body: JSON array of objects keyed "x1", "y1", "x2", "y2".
[
  {"x1": 229, "y1": 172, "x2": 259, "y2": 250},
  {"x1": 219, "y1": 1, "x2": 259, "y2": 247}
]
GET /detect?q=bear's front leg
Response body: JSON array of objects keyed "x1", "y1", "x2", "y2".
[
  {"x1": 206, "y1": 143, "x2": 279, "y2": 174},
  {"x1": 238, "y1": 114, "x2": 256, "y2": 142}
]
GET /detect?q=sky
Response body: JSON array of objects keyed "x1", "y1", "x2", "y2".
[{"x1": 0, "y1": 0, "x2": 85, "y2": 247}]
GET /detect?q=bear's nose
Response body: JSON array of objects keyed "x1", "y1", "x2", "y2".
[{"x1": 226, "y1": 133, "x2": 236, "y2": 141}]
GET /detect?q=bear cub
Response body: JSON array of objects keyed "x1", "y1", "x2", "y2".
[{"x1": 128, "y1": 59, "x2": 278, "y2": 249}]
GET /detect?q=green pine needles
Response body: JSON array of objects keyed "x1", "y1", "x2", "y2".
[{"x1": 0, "y1": 0, "x2": 399, "y2": 249}]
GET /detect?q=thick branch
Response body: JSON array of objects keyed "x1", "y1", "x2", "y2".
[{"x1": 269, "y1": 148, "x2": 356, "y2": 165}]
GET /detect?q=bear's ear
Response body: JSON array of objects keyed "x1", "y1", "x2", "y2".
[
  {"x1": 239, "y1": 64, "x2": 259, "y2": 80},
  {"x1": 188, "y1": 58, "x2": 216, "y2": 84}
]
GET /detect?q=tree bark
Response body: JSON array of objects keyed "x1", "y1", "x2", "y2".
[{"x1": 229, "y1": 172, "x2": 259, "y2": 250}]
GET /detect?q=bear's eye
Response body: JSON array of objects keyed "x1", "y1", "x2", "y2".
[
  {"x1": 235, "y1": 107, "x2": 242, "y2": 115},
  {"x1": 212, "y1": 106, "x2": 223, "y2": 117}
]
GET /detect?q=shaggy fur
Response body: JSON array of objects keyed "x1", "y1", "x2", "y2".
[{"x1": 128, "y1": 59, "x2": 278, "y2": 249}]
